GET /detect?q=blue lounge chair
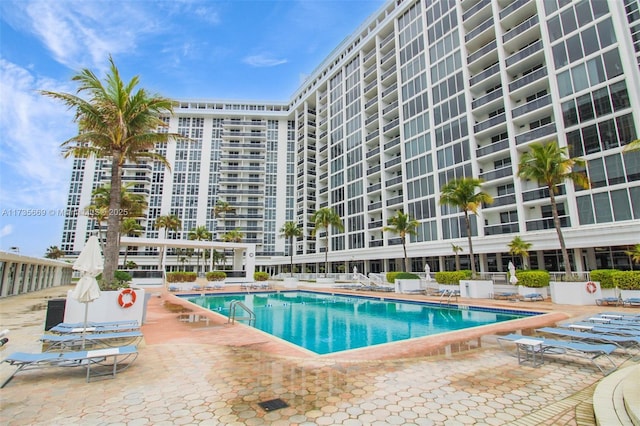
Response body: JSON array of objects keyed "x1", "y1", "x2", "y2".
[
  {"x1": 522, "y1": 293, "x2": 544, "y2": 302},
  {"x1": 41, "y1": 330, "x2": 143, "y2": 351},
  {"x1": 493, "y1": 292, "x2": 520, "y2": 301},
  {"x1": 595, "y1": 297, "x2": 622, "y2": 306},
  {"x1": 536, "y1": 327, "x2": 640, "y2": 354},
  {"x1": 497, "y1": 334, "x2": 618, "y2": 375},
  {"x1": 624, "y1": 298, "x2": 640, "y2": 307},
  {"x1": 1, "y1": 345, "x2": 138, "y2": 388},
  {"x1": 49, "y1": 322, "x2": 140, "y2": 334},
  {"x1": 562, "y1": 323, "x2": 640, "y2": 337}
]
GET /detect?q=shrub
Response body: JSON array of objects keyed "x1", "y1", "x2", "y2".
[
  {"x1": 515, "y1": 270, "x2": 549, "y2": 288},
  {"x1": 97, "y1": 270, "x2": 132, "y2": 290},
  {"x1": 386, "y1": 272, "x2": 400, "y2": 283},
  {"x1": 166, "y1": 271, "x2": 197, "y2": 283},
  {"x1": 254, "y1": 271, "x2": 269, "y2": 281},
  {"x1": 206, "y1": 271, "x2": 227, "y2": 281},
  {"x1": 435, "y1": 270, "x2": 471, "y2": 285},
  {"x1": 395, "y1": 272, "x2": 420, "y2": 280},
  {"x1": 589, "y1": 269, "x2": 618, "y2": 289},
  {"x1": 612, "y1": 271, "x2": 640, "y2": 290}
]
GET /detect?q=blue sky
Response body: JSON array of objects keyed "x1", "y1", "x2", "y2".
[{"x1": 0, "y1": 0, "x2": 386, "y2": 257}]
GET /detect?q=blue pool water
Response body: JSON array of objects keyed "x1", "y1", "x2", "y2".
[{"x1": 182, "y1": 291, "x2": 536, "y2": 355}]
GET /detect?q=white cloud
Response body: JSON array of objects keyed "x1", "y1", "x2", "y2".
[
  {"x1": 0, "y1": 59, "x2": 73, "y2": 209},
  {"x1": 0, "y1": 225, "x2": 13, "y2": 238},
  {"x1": 243, "y1": 54, "x2": 288, "y2": 68}
]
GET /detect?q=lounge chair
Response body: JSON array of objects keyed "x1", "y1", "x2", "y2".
[
  {"x1": 1, "y1": 345, "x2": 139, "y2": 388},
  {"x1": 536, "y1": 327, "x2": 640, "y2": 353},
  {"x1": 595, "y1": 297, "x2": 622, "y2": 306},
  {"x1": 596, "y1": 312, "x2": 640, "y2": 321},
  {"x1": 497, "y1": 334, "x2": 618, "y2": 375},
  {"x1": 522, "y1": 293, "x2": 544, "y2": 302},
  {"x1": 52, "y1": 320, "x2": 139, "y2": 329},
  {"x1": 168, "y1": 285, "x2": 179, "y2": 292},
  {"x1": 41, "y1": 330, "x2": 144, "y2": 351},
  {"x1": 493, "y1": 292, "x2": 520, "y2": 301},
  {"x1": 562, "y1": 323, "x2": 640, "y2": 337},
  {"x1": 49, "y1": 322, "x2": 140, "y2": 334},
  {"x1": 624, "y1": 298, "x2": 640, "y2": 307}
]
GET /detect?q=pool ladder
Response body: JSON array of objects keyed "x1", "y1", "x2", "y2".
[
  {"x1": 228, "y1": 300, "x2": 256, "y2": 326},
  {"x1": 439, "y1": 289, "x2": 459, "y2": 305}
]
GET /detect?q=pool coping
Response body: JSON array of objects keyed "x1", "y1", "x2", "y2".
[{"x1": 165, "y1": 287, "x2": 570, "y2": 361}]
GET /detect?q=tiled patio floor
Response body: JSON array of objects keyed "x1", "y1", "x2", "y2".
[{"x1": 1, "y1": 285, "x2": 637, "y2": 425}]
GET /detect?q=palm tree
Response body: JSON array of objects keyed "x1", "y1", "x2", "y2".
[
  {"x1": 625, "y1": 244, "x2": 640, "y2": 267},
  {"x1": 188, "y1": 225, "x2": 211, "y2": 275},
  {"x1": 507, "y1": 236, "x2": 533, "y2": 270},
  {"x1": 451, "y1": 244, "x2": 463, "y2": 271},
  {"x1": 518, "y1": 141, "x2": 589, "y2": 278},
  {"x1": 120, "y1": 218, "x2": 142, "y2": 266},
  {"x1": 623, "y1": 139, "x2": 640, "y2": 153},
  {"x1": 383, "y1": 211, "x2": 419, "y2": 272},
  {"x1": 310, "y1": 207, "x2": 344, "y2": 278},
  {"x1": 279, "y1": 221, "x2": 302, "y2": 277},
  {"x1": 41, "y1": 56, "x2": 178, "y2": 284},
  {"x1": 45, "y1": 246, "x2": 65, "y2": 259},
  {"x1": 213, "y1": 200, "x2": 235, "y2": 239},
  {"x1": 154, "y1": 214, "x2": 182, "y2": 271},
  {"x1": 439, "y1": 178, "x2": 493, "y2": 278},
  {"x1": 221, "y1": 229, "x2": 244, "y2": 243}
]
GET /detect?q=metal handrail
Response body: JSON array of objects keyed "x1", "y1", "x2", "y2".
[{"x1": 228, "y1": 300, "x2": 255, "y2": 326}]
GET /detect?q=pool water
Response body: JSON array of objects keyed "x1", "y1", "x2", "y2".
[{"x1": 183, "y1": 291, "x2": 534, "y2": 355}]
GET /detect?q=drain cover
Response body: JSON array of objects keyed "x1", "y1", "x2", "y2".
[{"x1": 258, "y1": 398, "x2": 289, "y2": 411}]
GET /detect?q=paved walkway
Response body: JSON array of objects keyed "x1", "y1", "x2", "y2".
[{"x1": 1, "y1": 285, "x2": 638, "y2": 425}]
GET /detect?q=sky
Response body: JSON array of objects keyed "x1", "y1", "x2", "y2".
[{"x1": 0, "y1": 0, "x2": 386, "y2": 257}]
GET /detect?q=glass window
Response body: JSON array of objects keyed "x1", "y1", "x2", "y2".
[
  {"x1": 588, "y1": 158, "x2": 607, "y2": 188},
  {"x1": 599, "y1": 120, "x2": 618, "y2": 150},
  {"x1": 567, "y1": 34, "x2": 583, "y2": 62},
  {"x1": 592, "y1": 87, "x2": 612, "y2": 117},
  {"x1": 582, "y1": 124, "x2": 600, "y2": 154},
  {"x1": 603, "y1": 49, "x2": 623, "y2": 79},
  {"x1": 543, "y1": 0, "x2": 558, "y2": 15},
  {"x1": 630, "y1": 187, "x2": 640, "y2": 219},
  {"x1": 548, "y1": 16, "x2": 563, "y2": 42},
  {"x1": 553, "y1": 42, "x2": 569, "y2": 69},
  {"x1": 581, "y1": 26, "x2": 599, "y2": 57},
  {"x1": 605, "y1": 154, "x2": 625, "y2": 185},
  {"x1": 591, "y1": 0, "x2": 609, "y2": 19},
  {"x1": 610, "y1": 81, "x2": 630, "y2": 111},
  {"x1": 557, "y1": 71, "x2": 573, "y2": 97},
  {"x1": 586, "y1": 56, "x2": 606, "y2": 86},
  {"x1": 597, "y1": 18, "x2": 616, "y2": 47},
  {"x1": 571, "y1": 64, "x2": 589, "y2": 92},
  {"x1": 567, "y1": 129, "x2": 584, "y2": 157},
  {"x1": 616, "y1": 114, "x2": 638, "y2": 149},
  {"x1": 562, "y1": 100, "x2": 578, "y2": 127},
  {"x1": 561, "y1": 7, "x2": 578, "y2": 34},
  {"x1": 623, "y1": 150, "x2": 640, "y2": 181},
  {"x1": 577, "y1": 195, "x2": 595, "y2": 224},
  {"x1": 575, "y1": 0, "x2": 593, "y2": 26},
  {"x1": 593, "y1": 192, "x2": 612, "y2": 223},
  {"x1": 577, "y1": 94, "x2": 595, "y2": 122}
]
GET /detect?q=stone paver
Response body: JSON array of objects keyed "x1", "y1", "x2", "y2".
[{"x1": 0, "y1": 285, "x2": 638, "y2": 425}]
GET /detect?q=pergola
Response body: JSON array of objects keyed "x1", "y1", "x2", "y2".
[{"x1": 120, "y1": 237, "x2": 256, "y2": 283}]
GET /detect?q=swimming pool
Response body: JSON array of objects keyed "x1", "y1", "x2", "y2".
[{"x1": 182, "y1": 291, "x2": 537, "y2": 355}]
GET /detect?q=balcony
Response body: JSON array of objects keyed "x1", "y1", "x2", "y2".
[
  {"x1": 384, "y1": 137, "x2": 401, "y2": 151},
  {"x1": 512, "y1": 94, "x2": 551, "y2": 118},
  {"x1": 366, "y1": 146, "x2": 380, "y2": 158},
  {"x1": 500, "y1": 0, "x2": 528, "y2": 20},
  {"x1": 484, "y1": 193, "x2": 516, "y2": 208},
  {"x1": 369, "y1": 239, "x2": 384, "y2": 247},
  {"x1": 503, "y1": 15, "x2": 539, "y2": 44},
  {"x1": 521, "y1": 184, "x2": 565, "y2": 202},
  {"x1": 462, "y1": 0, "x2": 491, "y2": 22},
  {"x1": 525, "y1": 215, "x2": 570, "y2": 231},
  {"x1": 515, "y1": 123, "x2": 556, "y2": 145},
  {"x1": 474, "y1": 112, "x2": 506, "y2": 133},
  {"x1": 384, "y1": 156, "x2": 402, "y2": 168},
  {"x1": 467, "y1": 40, "x2": 497, "y2": 65},
  {"x1": 466, "y1": 17, "x2": 495, "y2": 44},
  {"x1": 368, "y1": 220, "x2": 383, "y2": 229},
  {"x1": 484, "y1": 223, "x2": 519, "y2": 235},
  {"x1": 505, "y1": 40, "x2": 543, "y2": 69},
  {"x1": 479, "y1": 165, "x2": 512, "y2": 182},
  {"x1": 368, "y1": 201, "x2": 382, "y2": 211},
  {"x1": 386, "y1": 195, "x2": 403, "y2": 206},
  {"x1": 386, "y1": 175, "x2": 403, "y2": 187},
  {"x1": 472, "y1": 88, "x2": 503, "y2": 110},
  {"x1": 470, "y1": 62, "x2": 500, "y2": 87},
  {"x1": 367, "y1": 165, "x2": 381, "y2": 175},
  {"x1": 367, "y1": 182, "x2": 382, "y2": 193},
  {"x1": 509, "y1": 67, "x2": 547, "y2": 92},
  {"x1": 366, "y1": 130, "x2": 379, "y2": 142},
  {"x1": 476, "y1": 138, "x2": 509, "y2": 158}
]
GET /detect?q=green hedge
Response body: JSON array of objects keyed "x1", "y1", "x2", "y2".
[
  {"x1": 435, "y1": 270, "x2": 472, "y2": 285},
  {"x1": 612, "y1": 271, "x2": 640, "y2": 290},
  {"x1": 166, "y1": 271, "x2": 197, "y2": 283},
  {"x1": 589, "y1": 269, "x2": 618, "y2": 289},
  {"x1": 205, "y1": 271, "x2": 227, "y2": 281},
  {"x1": 515, "y1": 270, "x2": 549, "y2": 288},
  {"x1": 97, "y1": 270, "x2": 132, "y2": 290},
  {"x1": 254, "y1": 271, "x2": 270, "y2": 281},
  {"x1": 386, "y1": 272, "x2": 421, "y2": 283}
]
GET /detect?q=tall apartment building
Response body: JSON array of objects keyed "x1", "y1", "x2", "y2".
[{"x1": 62, "y1": 0, "x2": 640, "y2": 276}]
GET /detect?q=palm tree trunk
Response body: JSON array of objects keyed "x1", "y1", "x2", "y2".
[
  {"x1": 402, "y1": 238, "x2": 408, "y2": 272},
  {"x1": 104, "y1": 153, "x2": 123, "y2": 283},
  {"x1": 455, "y1": 254, "x2": 460, "y2": 271},
  {"x1": 465, "y1": 212, "x2": 476, "y2": 277},
  {"x1": 289, "y1": 236, "x2": 294, "y2": 277},
  {"x1": 324, "y1": 236, "x2": 329, "y2": 278},
  {"x1": 549, "y1": 187, "x2": 572, "y2": 277}
]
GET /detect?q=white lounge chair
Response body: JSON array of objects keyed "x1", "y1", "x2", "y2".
[{"x1": 41, "y1": 331, "x2": 143, "y2": 351}]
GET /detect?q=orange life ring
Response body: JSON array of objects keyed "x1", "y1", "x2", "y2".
[
  {"x1": 586, "y1": 281, "x2": 597, "y2": 294},
  {"x1": 118, "y1": 288, "x2": 137, "y2": 308}
]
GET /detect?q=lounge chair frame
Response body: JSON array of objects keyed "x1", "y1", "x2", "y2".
[
  {"x1": 1, "y1": 345, "x2": 138, "y2": 388},
  {"x1": 41, "y1": 331, "x2": 144, "y2": 351}
]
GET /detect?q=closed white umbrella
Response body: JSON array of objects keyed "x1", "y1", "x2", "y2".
[
  {"x1": 425, "y1": 263, "x2": 432, "y2": 282},
  {"x1": 71, "y1": 235, "x2": 103, "y2": 348},
  {"x1": 508, "y1": 261, "x2": 518, "y2": 284}
]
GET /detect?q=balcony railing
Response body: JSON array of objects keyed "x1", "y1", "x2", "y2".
[
  {"x1": 512, "y1": 94, "x2": 551, "y2": 118},
  {"x1": 484, "y1": 193, "x2": 516, "y2": 208},
  {"x1": 479, "y1": 165, "x2": 512, "y2": 181},
  {"x1": 521, "y1": 184, "x2": 565, "y2": 202},
  {"x1": 463, "y1": 0, "x2": 491, "y2": 21},
  {"x1": 467, "y1": 39, "x2": 497, "y2": 64},
  {"x1": 505, "y1": 40, "x2": 543, "y2": 68},
  {"x1": 525, "y1": 215, "x2": 570, "y2": 231},
  {"x1": 484, "y1": 222, "x2": 519, "y2": 235},
  {"x1": 476, "y1": 138, "x2": 509, "y2": 157},
  {"x1": 503, "y1": 15, "x2": 539, "y2": 43},
  {"x1": 515, "y1": 122, "x2": 556, "y2": 145},
  {"x1": 470, "y1": 62, "x2": 500, "y2": 86},
  {"x1": 472, "y1": 88, "x2": 503, "y2": 110},
  {"x1": 500, "y1": 0, "x2": 528, "y2": 20},
  {"x1": 509, "y1": 67, "x2": 547, "y2": 92},
  {"x1": 474, "y1": 112, "x2": 506, "y2": 133}
]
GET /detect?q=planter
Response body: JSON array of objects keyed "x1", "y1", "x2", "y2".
[
  {"x1": 459, "y1": 280, "x2": 493, "y2": 299},
  {"x1": 63, "y1": 288, "x2": 146, "y2": 325},
  {"x1": 518, "y1": 286, "x2": 549, "y2": 299},
  {"x1": 621, "y1": 290, "x2": 640, "y2": 300},
  {"x1": 549, "y1": 281, "x2": 600, "y2": 305},
  {"x1": 395, "y1": 279, "x2": 422, "y2": 294}
]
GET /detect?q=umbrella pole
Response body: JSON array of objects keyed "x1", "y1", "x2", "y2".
[{"x1": 82, "y1": 302, "x2": 89, "y2": 349}]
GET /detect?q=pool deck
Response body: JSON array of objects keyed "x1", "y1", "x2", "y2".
[{"x1": 1, "y1": 284, "x2": 638, "y2": 425}]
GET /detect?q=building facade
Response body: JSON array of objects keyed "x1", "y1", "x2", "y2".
[{"x1": 62, "y1": 0, "x2": 640, "y2": 276}]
